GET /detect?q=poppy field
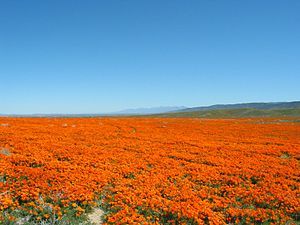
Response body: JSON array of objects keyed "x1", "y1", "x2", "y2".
[{"x1": 0, "y1": 117, "x2": 299, "y2": 225}]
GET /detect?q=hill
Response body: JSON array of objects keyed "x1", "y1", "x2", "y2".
[
  {"x1": 153, "y1": 108, "x2": 300, "y2": 118},
  {"x1": 172, "y1": 101, "x2": 300, "y2": 113},
  {"x1": 150, "y1": 101, "x2": 300, "y2": 118}
]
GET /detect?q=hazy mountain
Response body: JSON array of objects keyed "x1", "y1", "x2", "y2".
[
  {"x1": 2, "y1": 101, "x2": 299, "y2": 117},
  {"x1": 111, "y1": 106, "x2": 187, "y2": 115}
]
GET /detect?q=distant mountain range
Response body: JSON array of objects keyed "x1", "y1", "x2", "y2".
[
  {"x1": 111, "y1": 101, "x2": 300, "y2": 116},
  {"x1": 1, "y1": 101, "x2": 299, "y2": 117},
  {"x1": 111, "y1": 106, "x2": 186, "y2": 115},
  {"x1": 0, "y1": 106, "x2": 187, "y2": 117},
  {"x1": 153, "y1": 101, "x2": 300, "y2": 118},
  {"x1": 171, "y1": 101, "x2": 300, "y2": 113}
]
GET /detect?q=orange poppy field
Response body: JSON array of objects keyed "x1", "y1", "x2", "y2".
[{"x1": 0, "y1": 117, "x2": 299, "y2": 225}]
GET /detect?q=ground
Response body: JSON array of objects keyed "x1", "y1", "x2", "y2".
[{"x1": 0, "y1": 117, "x2": 299, "y2": 224}]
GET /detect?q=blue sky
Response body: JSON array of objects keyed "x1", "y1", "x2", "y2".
[{"x1": 1, "y1": 1, "x2": 299, "y2": 114}]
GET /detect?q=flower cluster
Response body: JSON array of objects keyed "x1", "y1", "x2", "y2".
[{"x1": 0, "y1": 117, "x2": 299, "y2": 224}]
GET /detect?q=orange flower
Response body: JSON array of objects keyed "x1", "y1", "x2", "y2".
[{"x1": 0, "y1": 117, "x2": 299, "y2": 224}]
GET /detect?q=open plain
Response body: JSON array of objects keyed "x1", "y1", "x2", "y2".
[{"x1": 0, "y1": 117, "x2": 299, "y2": 224}]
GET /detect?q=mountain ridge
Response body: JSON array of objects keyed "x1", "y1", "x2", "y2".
[
  {"x1": 171, "y1": 101, "x2": 300, "y2": 113},
  {"x1": 1, "y1": 101, "x2": 299, "y2": 117},
  {"x1": 111, "y1": 106, "x2": 186, "y2": 115}
]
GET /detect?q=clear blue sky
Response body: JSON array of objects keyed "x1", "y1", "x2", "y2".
[{"x1": 1, "y1": 1, "x2": 299, "y2": 114}]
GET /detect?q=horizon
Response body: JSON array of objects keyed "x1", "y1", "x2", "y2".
[
  {"x1": 1, "y1": 1, "x2": 300, "y2": 114},
  {"x1": 1, "y1": 100, "x2": 299, "y2": 115}
]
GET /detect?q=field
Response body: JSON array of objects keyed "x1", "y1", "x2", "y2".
[{"x1": 0, "y1": 117, "x2": 299, "y2": 225}]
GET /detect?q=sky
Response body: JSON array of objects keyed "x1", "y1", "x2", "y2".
[{"x1": 0, "y1": 1, "x2": 299, "y2": 114}]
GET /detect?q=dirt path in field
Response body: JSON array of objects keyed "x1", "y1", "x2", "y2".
[
  {"x1": 87, "y1": 208, "x2": 104, "y2": 225},
  {"x1": 0, "y1": 148, "x2": 11, "y2": 156}
]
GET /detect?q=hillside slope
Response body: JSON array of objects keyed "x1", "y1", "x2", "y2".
[
  {"x1": 153, "y1": 108, "x2": 300, "y2": 118},
  {"x1": 173, "y1": 101, "x2": 300, "y2": 113}
]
